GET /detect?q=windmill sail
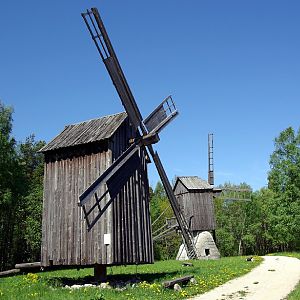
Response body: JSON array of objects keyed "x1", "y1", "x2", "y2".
[
  {"x1": 82, "y1": 8, "x2": 143, "y2": 130},
  {"x1": 143, "y1": 96, "x2": 178, "y2": 135},
  {"x1": 79, "y1": 144, "x2": 141, "y2": 231}
]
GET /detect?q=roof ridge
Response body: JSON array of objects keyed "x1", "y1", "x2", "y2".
[
  {"x1": 39, "y1": 111, "x2": 128, "y2": 152},
  {"x1": 66, "y1": 111, "x2": 126, "y2": 127},
  {"x1": 175, "y1": 176, "x2": 212, "y2": 190}
]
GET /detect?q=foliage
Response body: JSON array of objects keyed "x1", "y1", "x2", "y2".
[
  {"x1": 214, "y1": 182, "x2": 252, "y2": 256},
  {"x1": 288, "y1": 282, "x2": 300, "y2": 300},
  {"x1": 0, "y1": 101, "x2": 20, "y2": 270},
  {"x1": 267, "y1": 252, "x2": 300, "y2": 259},
  {"x1": 0, "y1": 256, "x2": 262, "y2": 300},
  {"x1": 18, "y1": 135, "x2": 45, "y2": 261},
  {"x1": 150, "y1": 182, "x2": 181, "y2": 260},
  {"x1": 214, "y1": 126, "x2": 300, "y2": 256},
  {"x1": 0, "y1": 101, "x2": 45, "y2": 271},
  {"x1": 243, "y1": 188, "x2": 276, "y2": 254},
  {"x1": 268, "y1": 127, "x2": 300, "y2": 251}
]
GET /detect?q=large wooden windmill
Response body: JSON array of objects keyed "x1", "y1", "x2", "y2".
[
  {"x1": 79, "y1": 8, "x2": 197, "y2": 262},
  {"x1": 39, "y1": 8, "x2": 197, "y2": 281}
]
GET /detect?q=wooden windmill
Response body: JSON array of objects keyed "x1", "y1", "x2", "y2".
[
  {"x1": 172, "y1": 134, "x2": 221, "y2": 259},
  {"x1": 38, "y1": 8, "x2": 198, "y2": 282},
  {"x1": 173, "y1": 134, "x2": 220, "y2": 236},
  {"x1": 152, "y1": 134, "x2": 221, "y2": 259},
  {"x1": 79, "y1": 8, "x2": 198, "y2": 262}
]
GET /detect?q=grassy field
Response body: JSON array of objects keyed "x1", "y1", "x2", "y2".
[
  {"x1": 0, "y1": 256, "x2": 262, "y2": 300},
  {"x1": 267, "y1": 252, "x2": 300, "y2": 260},
  {"x1": 268, "y1": 252, "x2": 300, "y2": 300}
]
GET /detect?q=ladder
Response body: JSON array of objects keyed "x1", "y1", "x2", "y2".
[{"x1": 208, "y1": 133, "x2": 214, "y2": 185}]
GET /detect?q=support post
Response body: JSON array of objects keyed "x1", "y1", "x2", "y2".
[
  {"x1": 94, "y1": 264, "x2": 107, "y2": 282},
  {"x1": 212, "y1": 230, "x2": 217, "y2": 243}
]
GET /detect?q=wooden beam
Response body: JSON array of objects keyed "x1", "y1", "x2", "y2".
[
  {"x1": 0, "y1": 269, "x2": 20, "y2": 277},
  {"x1": 94, "y1": 264, "x2": 107, "y2": 282},
  {"x1": 162, "y1": 275, "x2": 194, "y2": 288},
  {"x1": 15, "y1": 262, "x2": 41, "y2": 269}
]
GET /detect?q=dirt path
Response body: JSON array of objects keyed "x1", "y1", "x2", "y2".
[{"x1": 190, "y1": 256, "x2": 300, "y2": 300}]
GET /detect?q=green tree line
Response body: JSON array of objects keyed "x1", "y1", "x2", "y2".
[
  {"x1": 215, "y1": 127, "x2": 300, "y2": 256},
  {"x1": 0, "y1": 101, "x2": 45, "y2": 271},
  {"x1": 151, "y1": 127, "x2": 300, "y2": 258}
]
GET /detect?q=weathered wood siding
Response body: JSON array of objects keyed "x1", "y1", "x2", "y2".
[
  {"x1": 41, "y1": 117, "x2": 153, "y2": 267},
  {"x1": 111, "y1": 148, "x2": 153, "y2": 264},
  {"x1": 187, "y1": 191, "x2": 216, "y2": 231},
  {"x1": 174, "y1": 181, "x2": 216, "y2": 232},
  {"x1": 110, "y1": 119, "x2": 153, "y2": 265}
]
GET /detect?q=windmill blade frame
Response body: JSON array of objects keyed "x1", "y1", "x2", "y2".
[
  {"x1": 81, "y1": 8, "x2": 143, "y2": 130},
  {"x1": 79, "y1": 143, "x2": 142, "y2": 231}
]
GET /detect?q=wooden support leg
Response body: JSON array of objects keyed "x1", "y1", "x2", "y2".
[
  {"x1": 94, "y1": 264, "x2": 107, "y2": 282},
  {"x1": 212, "y1": 230, "x2": 217, "y2": 243}
]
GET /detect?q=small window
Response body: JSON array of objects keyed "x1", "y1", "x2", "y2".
[{"x1": 205, "y1": 249, "x2": 210, "y2": 256}]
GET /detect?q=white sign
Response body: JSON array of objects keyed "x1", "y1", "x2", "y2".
[{"x1": 104, "y1": 233, "x2": 111, "y2": 245}]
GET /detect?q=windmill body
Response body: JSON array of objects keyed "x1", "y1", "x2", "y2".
[
  {"x1": 79, "y1": 8, "x2": 198, "y2": 259},
  {"x1": 172, "y1": 134, "x2": 220, "y2": 260},
  {"x1": 174, "y1": 176, "x2": 220, "y2": 260},
  {"x1": 173, "y1": 176, "x2": 217, "y2": 233},
  {"x1": 39, "y1": 6, "x2": 198, "y2": 276},
  {"x1": 40, "y1": 113, "x2": 153, "y2": 267}
]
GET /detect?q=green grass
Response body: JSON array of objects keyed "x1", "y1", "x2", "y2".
[
  {"x1": 0, "y1": 256, "x2": 262, "y2": 300},
  {"x1": 289, "y1": 282, "x2": 300, "y2": 300},
  {"x1": 267, "y1": 252, "x2": 300, "y2": 300},
  {"x1": 267, "y1": 251, "x2": 300, "y2": 259}
]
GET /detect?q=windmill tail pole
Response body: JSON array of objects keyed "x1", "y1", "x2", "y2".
[
  {"x1": 149, "y1": 148, "x2": 198, "y2": 259},
  {"x1": 208, "y1": 133, "x2": 214, "y2": 186}
]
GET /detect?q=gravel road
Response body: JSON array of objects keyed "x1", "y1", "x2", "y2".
[{"x1": 189, "y1": 256, "x2": 300, "y2": 300}]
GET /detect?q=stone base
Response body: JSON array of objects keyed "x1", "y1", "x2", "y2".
[{"x1": 176, "y1": 231, "x2": 220, "y2": 260}]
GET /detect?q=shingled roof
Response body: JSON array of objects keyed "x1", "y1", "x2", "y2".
[
  {"x1": 40, "y1": 112, "x2": 127, "y2": 152},
  {"x1": 174, "y1": 176, "x2": 212, "y2": 191}
]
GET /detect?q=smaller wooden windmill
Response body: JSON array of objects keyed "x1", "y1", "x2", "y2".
[
  {"x1": 174, "y1": 134, "x2": 221, "y2": 259},
  {"x1": 153, "y1": 134, "x2": 221, "y2": 259}
]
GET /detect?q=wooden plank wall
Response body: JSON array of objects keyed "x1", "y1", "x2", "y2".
[
  {"x1": 41, "y1": 146, "x2": 112, "y2": 266},
  {"x1": 111, "y1": 149, "x2": 153, "y2": 264},
  {"x1": 41, "y1": 117, "x2": 153, "y2": 267},
  {"x1": 174, "y1": 182, "x2": 216, "y2": 232},
  {"x1": 173, "y1": 180, "x2": 189, "y2": 214},
  {"x1": 110, "y1": 118, "x2": 153, "y2": 264},
  {"x1": 188, "y1": 191, "x2": 216, "y2": 231}
]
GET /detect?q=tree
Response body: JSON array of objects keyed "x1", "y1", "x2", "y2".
[
  {"x1": 214, "y1": 182, "x2": 253, "y2": 256},
  {"x1": 0, "y1": 101, "x2": 45, "y2": 270},
  {"x1": 0, "y1": 101, "x2": 20, "y2": 270},
  {"x1": 243, "y1": 188, "x2": 276, "y2": 255},
  {"x1": 17, "y1": 135, "x2": 45, "y2": 262},
  {"x1": 268, "y1": 127, "x2": 300, "y2": 251}
]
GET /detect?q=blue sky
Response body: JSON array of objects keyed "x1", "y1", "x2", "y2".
[{"x1": 1, "y1": 1, "x2": 299, "y2": 191}]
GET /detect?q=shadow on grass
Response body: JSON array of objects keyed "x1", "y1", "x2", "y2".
[{"x1": 45, "y1": 271, "x2": 179, "y2": 288}]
